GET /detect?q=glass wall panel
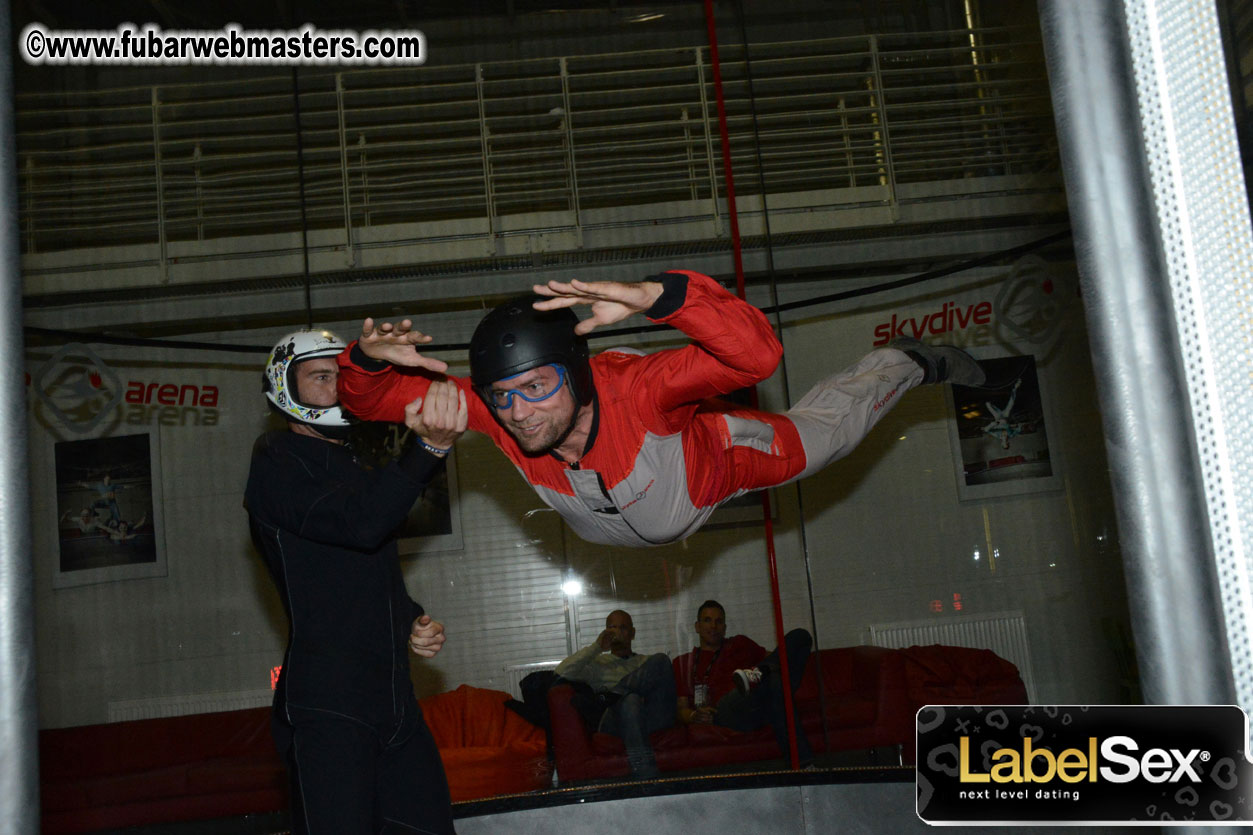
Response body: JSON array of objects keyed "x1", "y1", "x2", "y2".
[{"x1": 18, "y1": 0, "x2": 1143, "y2": 819}]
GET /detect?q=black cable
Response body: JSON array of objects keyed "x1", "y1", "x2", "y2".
[
  {"x1": 734, "y1": 0, "x2": 827, "y2": 760},
  {"x1": 733, "y1": 0, "x2": 820, "y2": 770},
  {"x1": 292, "y1": 67, "x2": 313, "y2": 331},
  {"x1": 24, "y1": 329, "x2": 272, "y2": 354},
  {"x1": 23, "y1": 228, "x2": 1071, "y2": 355},
  {"x1": 768, "y1": 228, "x2": 1070, "y2": 315}
]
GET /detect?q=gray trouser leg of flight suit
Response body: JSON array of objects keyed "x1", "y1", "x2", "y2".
[{"x1": 785, "y1": 347, "x2": 924, "y2": 482}]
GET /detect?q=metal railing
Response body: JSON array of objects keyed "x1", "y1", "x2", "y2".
[{"x1": 15, "y1": 26, "x2": 1059, "y2": 258}]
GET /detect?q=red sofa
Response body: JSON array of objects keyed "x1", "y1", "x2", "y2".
[
  {"x1": 39, "y1": 706, "x2": 285, "y2": 834},
  {"x1": 39, "y1": 685, "x2": 552, "y2": 833},
  {"x1": 548, "y1": 644, "x2": 1027, "y2": 783}
]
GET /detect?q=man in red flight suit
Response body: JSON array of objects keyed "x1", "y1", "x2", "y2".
[{"x1": 337, "y1": 271, "x2": 984, "y2": 547}]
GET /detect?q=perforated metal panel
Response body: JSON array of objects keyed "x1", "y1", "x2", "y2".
[{"x1": 1122, "y1": 0, "x2": 1253, "y2": 709}]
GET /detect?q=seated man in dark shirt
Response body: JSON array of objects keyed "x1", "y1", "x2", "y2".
[{"x1": 672, "y1": 599, "x2": 813, "y2": 766}]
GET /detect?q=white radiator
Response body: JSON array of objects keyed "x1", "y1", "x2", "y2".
[
  {"x1": 866, "y1": 610, "x2": 1037, "y2": 702},
  {"x1": 502, "y1": 660, "x2": 562, "y2": 699},
  {"x1": 107, "y1": 688, "x2": 274, "y2": 723}
]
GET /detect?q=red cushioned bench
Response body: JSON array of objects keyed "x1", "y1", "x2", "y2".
[
  {"x1": 548, "y1": 644, "x2": 1028, "y2": 782},
  {"x1": 39, "y1": 685, "x2": 553, "y2": 833},
  {"x1": 40, "y1": 706, "x2": 286, "y2": 834}
]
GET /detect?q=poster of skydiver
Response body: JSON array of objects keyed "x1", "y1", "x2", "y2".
[
  {"x1": 947, "y1": 355, "x2": 1062, "y2": 500},
  {"x1": 52, "y1": 431, "x2": 167, "y2": 587}
]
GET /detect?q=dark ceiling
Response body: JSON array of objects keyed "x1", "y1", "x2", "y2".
[
  {"x1": 16, "y1": 0, "x2": 742, "y2": 30},
  {"x1": 11, "y1": 0, "x2": 975, "y2": 37}
]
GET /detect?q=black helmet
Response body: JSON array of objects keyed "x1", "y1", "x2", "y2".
[{"x1": 469, "y1": 294, "x2": 593, "y2": 406}]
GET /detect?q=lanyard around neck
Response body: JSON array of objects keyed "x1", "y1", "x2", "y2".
[{"x1": 692, "y1": 644, "x2": 723, "y2": 685}]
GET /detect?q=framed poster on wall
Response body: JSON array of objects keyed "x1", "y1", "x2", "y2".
[
  {"x1": 945, "y1": 354, "x2": 1063, "y2": 502},
  {"x1": 396, "y1": 446, "x2": 464, "y2": 556},
  {"x1": 350, "y1": 420, "x2": 464, "y2": 556},
  {"x1": 52, "y1": 430, "x2": 167, "y2": 588}
]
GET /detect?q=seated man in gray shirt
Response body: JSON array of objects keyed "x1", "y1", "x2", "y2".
[{"x1": 555, "y1": 609, "x2": 674, "y2": 778}]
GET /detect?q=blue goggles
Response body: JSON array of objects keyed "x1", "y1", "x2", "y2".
[{"x1": 487, "y1": 364, "x2": 567, "y2": 410}]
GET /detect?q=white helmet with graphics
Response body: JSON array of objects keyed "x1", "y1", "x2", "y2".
[{"x1": 263, "y1": 329, "x2": 351, "y2": 429}]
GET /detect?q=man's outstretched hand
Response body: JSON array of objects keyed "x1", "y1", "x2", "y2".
[
  {"x1": 532, "y1": 279, "x2": 664, "y2": 335},
  {"x1": 358, "y1": 317, "x2": 449, "y2": 373}
]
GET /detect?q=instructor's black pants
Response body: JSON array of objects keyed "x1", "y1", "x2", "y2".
[{"x1": 279, "y1": 706, "x2": 455, "y2": 835}]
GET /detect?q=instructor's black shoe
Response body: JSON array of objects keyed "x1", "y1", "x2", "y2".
[{"x1": 890, "y1": 337, "x2": 986, "y2": 386}]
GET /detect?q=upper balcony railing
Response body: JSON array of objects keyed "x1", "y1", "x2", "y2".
[{"x1": 15, "y1": 26, "x2": 1059, "y2": 262}]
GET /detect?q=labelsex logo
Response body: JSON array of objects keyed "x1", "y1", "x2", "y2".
[
  {"x1": 917, "y1": 704, "x2": 1249, "y2": 825},
  {"x1": 960, "y1": 736, "x2": 1207, "y2": 785}
]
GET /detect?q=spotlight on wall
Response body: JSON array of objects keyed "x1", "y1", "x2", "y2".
[{"x1": 562, "y1": 579, "x2": 583, "y2": 597}]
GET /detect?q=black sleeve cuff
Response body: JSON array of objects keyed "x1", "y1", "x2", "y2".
[
  {"x1": 350, "y1": 343, "x2": 391, "y2": 372},
  {"x1": 395, "y1": 442, "x2": 447, "y2": 486},
  {"x1": 644, "y1": 272, "x2": 689, "y2": 319}
]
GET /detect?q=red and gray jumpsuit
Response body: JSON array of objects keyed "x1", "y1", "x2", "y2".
[{"x1": 338, "y1": 270, "x2": 922, "y2": 547}]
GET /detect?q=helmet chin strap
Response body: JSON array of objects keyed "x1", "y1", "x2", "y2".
[
  {"x1": 543, "y1": 397, "x2": 594, "y2": 459},
  {"x1": 545, "y1": 410, "x2": 580, "y2": 454},
  {"x1": 312, "y1": 422, "x2": 353, "y2": 441},
  {"x1": 270, "y1": 398, "x2": 353, "y2": 440},
  {"x1": 287, "y1": 418, "x2": 353, "y2": 442}
]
